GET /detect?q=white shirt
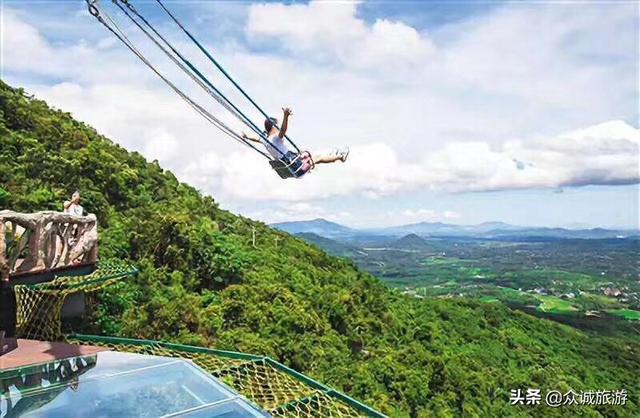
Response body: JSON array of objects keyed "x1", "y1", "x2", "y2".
[
  {"x1": 261, "y1": 134, "x2": 292, "y2": 160},
  {"x1": 64, "y1": 202, "x2": 84, "y2": 216}
]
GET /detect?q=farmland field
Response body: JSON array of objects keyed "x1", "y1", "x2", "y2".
[{"x1": 298, "y1": 233, "x2": 640, "y2": 340}]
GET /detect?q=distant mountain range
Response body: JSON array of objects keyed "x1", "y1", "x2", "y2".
[
  {"x1": 272, "y1": 218, "x2": 356, "y2": 239},
  {"x1": 271, "y1": 218, "x2": 639, "y2": 240}
]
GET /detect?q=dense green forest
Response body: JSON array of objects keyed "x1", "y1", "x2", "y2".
[{"x1": 1, "y1": 81, "x2": 638, "y2": 417}]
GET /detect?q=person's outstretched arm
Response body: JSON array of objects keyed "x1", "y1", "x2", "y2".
[
  {"x1": 279, "y1": 107, "x2": 293, "y2": 138},
  {"x1": 241, "y1": 132, "x2": 262, "y2": 144}
]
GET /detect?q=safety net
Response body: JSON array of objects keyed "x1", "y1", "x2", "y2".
[
  {"x1": 10, "y1": 257, "x2": 383, "y2": 416},
  {"x1": 13, "y1": 260, "x2": 138, "y2": 342},
  {"x1": 67, "y1": 335, "x2": 384, "y2": 418}
]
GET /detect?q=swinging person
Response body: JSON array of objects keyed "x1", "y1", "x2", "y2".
[{"x1": 242, "y1": 107, "x2": 349, "y2": 174}]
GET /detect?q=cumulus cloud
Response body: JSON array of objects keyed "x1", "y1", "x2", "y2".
[
  {"x1": 178, "y1": 120, "x2": 639, "y2": 201},
  {"x1": 242, "y1": 201, "x2": 352, "y2": 224},
  {"x1": 246, "y1": 1, "x2": 434, "y2": 70},
  {"x1": 396, "y1": 209, "x2": 461, "y2": 223},
  {"x1": 429, "y1": 120, "x2": 640, "y2": 192},
  {"x1": 1, "y1": 9, "x2": 150, "y2": 83}
]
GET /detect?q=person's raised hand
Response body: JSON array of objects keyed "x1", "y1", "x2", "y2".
[{"x1": 282, "y1": 107, "x2": 293, "y2": 116}]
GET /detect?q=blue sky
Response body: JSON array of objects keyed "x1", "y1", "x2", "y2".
[
  {"x1": 2, "y1": 0, "x2": 639, "y2": 229},
  {"x1": 357, "y1": 0, "x2": 503, "y2": 28}
]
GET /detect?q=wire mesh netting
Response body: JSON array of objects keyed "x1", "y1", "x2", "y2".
[
  {"x1": 13, "y1": 260, "x2": 137, "y2": 341},
  {"x1": 10, "y1": 259, "x2": 382, "y2": 417},
  {"x1": 270, "y1": 391, "x2": 366, "y2": 417},
  {"x1": 66, "y1": 336, "x2": 378, "y2": 417}
]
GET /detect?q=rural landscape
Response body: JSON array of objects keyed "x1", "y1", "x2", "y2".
[{"x1": 275, "y1": 219, "x2": 640, "y2": 341}]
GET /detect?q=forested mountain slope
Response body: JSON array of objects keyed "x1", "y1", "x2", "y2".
[{"x1": 1, "y1": 81, "x2": 638, "y2": 417}]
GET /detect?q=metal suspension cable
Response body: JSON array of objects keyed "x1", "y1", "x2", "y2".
[
  {"x1": 113, "y1": 1, "x2": 266, "y2": 143},
  {"x1": 86, "y1": 1, "x2": 270, "y2": 159},
  {"x1": 153, "y1": 0, "x2": 302, "y2": 154},
  {"x1": 111, "y1": 0, "x2": 287, "y2": 158},
  {"x1": 104, "y1": 0, "x2": 263, "y2": 151},
  {"x1": 102, "y1": 11, "x2": 263, "y2": 156}
]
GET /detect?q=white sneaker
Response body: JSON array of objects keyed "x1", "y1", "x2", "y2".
[{"x1": 339, "y1": 147, "x2": 350, "y2": 162}]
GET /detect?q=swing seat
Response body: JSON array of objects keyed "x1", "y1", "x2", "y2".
[
  {"x1": 269, "y1": 151, "x2": 314, "y2": 179},
  {"x1": 269, "y1": 160, "x2": 297, "y2": 179}
]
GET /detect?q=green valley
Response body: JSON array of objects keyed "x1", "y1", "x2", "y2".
[{"x1": 290, "y1": 230, "x2": 640, "y2": 344}]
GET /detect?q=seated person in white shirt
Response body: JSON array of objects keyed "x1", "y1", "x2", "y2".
[{"x1": 242, "y1": 107, "x2": 348, "y2": 175}]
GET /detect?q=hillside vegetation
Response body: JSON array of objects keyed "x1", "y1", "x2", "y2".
[{"x1": 1, "y1": 81, "x2": 638, "y2": 417}]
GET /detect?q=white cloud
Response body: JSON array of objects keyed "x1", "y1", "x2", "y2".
[
  {"x1": 1, "y1": 9, "x2": 149, "y2": 83},
  {"x1": 246, "y1": 1, "x2": 434, "y2": 70},
  {"x1": 166, "y1": 119, "x2": 638, "y2": 202},
  {"x1": 398, "y1": 209, "x2": 461, "y2": 223},
  {"x1": 241, "y1": 201, "x2": 352, "y2": 224},
  {"x1": 2, "y1": 9, "x2": 54, "y2": 74},
  {"x1": 143, "y1": 128, "x2": 179, "y2": 162},
  {"x1": 443, "y1": 211, "x2": 461, "y2": 220},
  {"x1": 421, "y1": 120, "x2": 640, "y2": 192}
]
